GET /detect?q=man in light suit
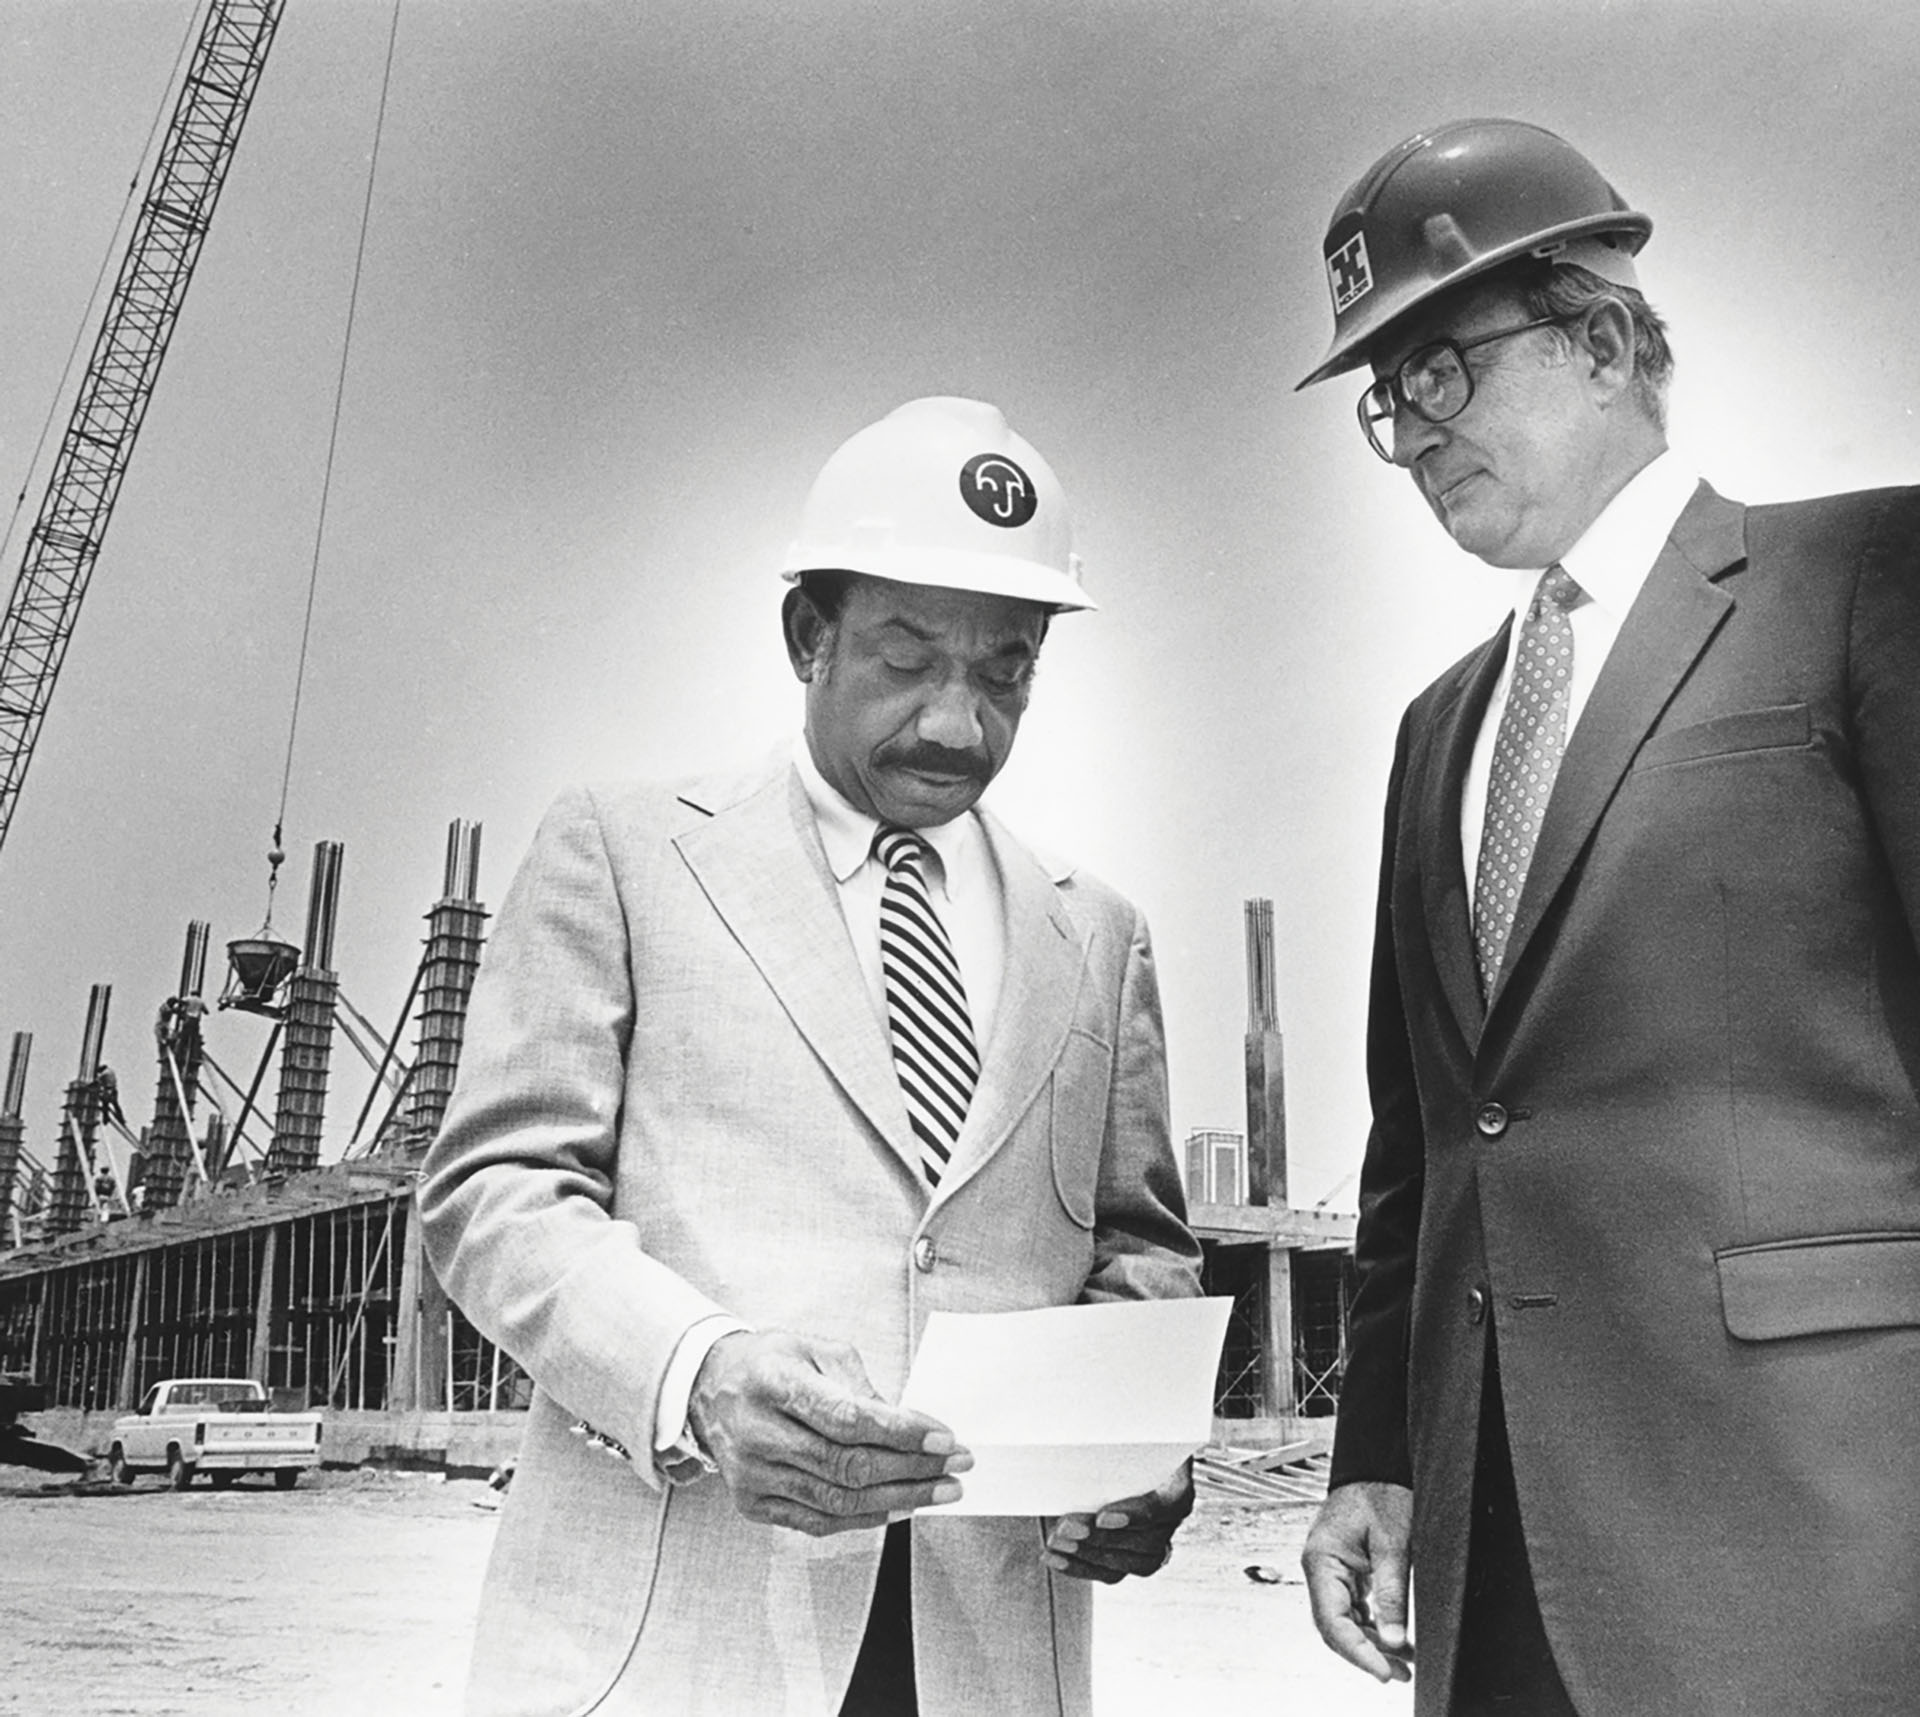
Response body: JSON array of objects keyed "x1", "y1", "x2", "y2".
[
  {"x1": 1294, "y1": 120, "x2": 1920, "y2": 1715},
  {"x1": 421, "y1": 395, "x2": 1201, "y2": 1717}
]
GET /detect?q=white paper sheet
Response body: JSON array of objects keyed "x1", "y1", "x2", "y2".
[{"x1": 897, "y1": 1296, "x2": 1232, "y2": 1516}]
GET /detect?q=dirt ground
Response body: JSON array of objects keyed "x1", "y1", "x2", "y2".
[{"x1": 0, "y1": 1465, "x2": 1414, "y2": 1716}]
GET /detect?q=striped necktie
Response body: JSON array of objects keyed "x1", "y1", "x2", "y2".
[
  {"x1": 1473, "y1": 563, "x2": 1584, "y2": 994},
  {"x1": 873, "y1": 825, "x2": 979, "y2": 1187}
]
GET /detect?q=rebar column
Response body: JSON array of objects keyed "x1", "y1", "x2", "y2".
[
  {"x1": 144, "y1": 921, "x2": 210, "y2": 1209},
  {"x1": 267, "y1": 843, "x2": 343, "y2": 1177},
  {"x1": 0, "y1": 1033, "x2": 30, "y2": 1248},
  {"x1": 47, "y1": 1126, "x2": 87, "y2": 1233},
  {"x1": 404, "y1": 820, "x2": 487, "y2": 1150},
  {"x1": 48, "y1": 985, "x2": 111, "y2": 1234},
  {"x1": 1243, "y1": 898, "x2": 1288, "y2": 1208}
]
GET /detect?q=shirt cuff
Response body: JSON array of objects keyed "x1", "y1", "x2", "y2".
[{"x1": 653, "y1": 1313, "x2": 751, "y2": 1481}]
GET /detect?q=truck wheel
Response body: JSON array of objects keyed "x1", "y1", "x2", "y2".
[
  {"x1": 167, "y1": 1449, "x2": 196, "y2": 1490},
  {"x1": 108, "y1": 1445, "x2": 136, "y2": 1487},
  {"x1": 273, "y1": 1467, "x2": 300, "y2": 1491},
  {"x1": 209, "y1": 1471, "x2": 237, "y2": 1490}
]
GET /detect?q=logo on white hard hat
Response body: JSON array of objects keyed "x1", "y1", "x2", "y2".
[
  {"x1": 959, "y1": 454, "x2": 1037, "y2": 528},
  {"x1": 1328, "y1": 230, "x2": 1374, "y2": 314}
]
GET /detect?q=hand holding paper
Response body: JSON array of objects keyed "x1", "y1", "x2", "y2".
[
  {"x1": 690, "y1": 1329, "x2": 972, "y2": 1535},
  {"x1": 898, "y1": 1296, "x2": 1232, "y2": 1517},
  {"x1": 1043, "y1": 1461, "x2": 1195, "y2": 1583}
]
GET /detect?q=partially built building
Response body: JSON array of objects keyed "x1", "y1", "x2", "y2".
[
  {"x1": 0, "y1": 820, "x2": 530, "y2": 1467},
  {"x1": 0, "y1": 852, "x2": 1352, "y2": 1464}
]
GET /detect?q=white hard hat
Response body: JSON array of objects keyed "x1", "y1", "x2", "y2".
[{"x1": 781, "y1": 396, "x2": 1092, "y2": 611}]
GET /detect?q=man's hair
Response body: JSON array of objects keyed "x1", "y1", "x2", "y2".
[
  {"x1": 792, "y1": 569, "x2": 856, "y2": 621},
  {"x1": 789, "y1": 568, "x2": 1053, "y2": 646},
  {"x1": 1507, "y1": 259, "x2": 1675, "y2": 429}
]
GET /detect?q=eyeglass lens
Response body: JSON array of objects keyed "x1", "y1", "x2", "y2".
[
  {"x1": 1359, "y1": 343, "x2": 1477, "y2": 459},
  {"x1": 1358, "y1": 316, "x2": 1566, "y2": 459},
  {"x1": 1364, "y1": 345, "x2": 1470, "y2": 427}
]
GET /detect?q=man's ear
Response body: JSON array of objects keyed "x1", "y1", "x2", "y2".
[
  {"x1": 1576, "y1": 296, "x2": 1636, "y2": 403},
  {"x1": 782, "y1": 586, "x2": 831, "y2": 682}
]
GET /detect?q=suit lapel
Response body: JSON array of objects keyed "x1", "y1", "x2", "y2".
[
  {"x1": 934, "y1": 813, "x2": 1087, "y2": 1200},
  {"x1": 1421, "y1": 628, "x2": 1513, "y2": 1048},
  {"x1": 673, "y1": 766, "x2": 917, "y2": 1176},
  {"x1": 1486, "y1": 483, "x2": 1747, "y2": 1016}
]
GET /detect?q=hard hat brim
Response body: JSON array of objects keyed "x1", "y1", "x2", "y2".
[
  {"x1": 780, "y1": 544, "x2": 1095, "y2": 613},
  {"x1": 1295, "y1": 211, "x2": 1652, "y2": 390}
]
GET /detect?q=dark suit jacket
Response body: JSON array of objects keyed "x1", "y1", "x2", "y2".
[{"x1": 1333, "y1": 483, "x2": 1920, "y2": 1716}]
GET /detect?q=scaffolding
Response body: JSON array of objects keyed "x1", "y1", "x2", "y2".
[
  {"x1": 406, "y1": 821, "x2": 486, "y2": 1148},
  {"x1": 1290, "y1": 1249, "x2": 1353, "y2": 1416},
  {"x1": 273, "y1": 1194, "x2": 398, "y2": 1407},
  {"x1": 446, "y1": 1307, "x2": 534, "y2": 1414},
  {"x1": 144, "y1": 924, "x2": 212, "y2": 1210},
  {"x1": 0, "y1": 1182, "x2": 529, "y2": 1417},
  {"x1": 1201, "y1": 1240, "x2": 1354, "y2": 1421},
  {"x1": 132, "y1": 1225, "x2": 260, "y2": 1384},
  {"x1": 1205, "y1": 1244, "x2": 1268, "y2": 1419},
  {"x1": 47, "y1": 987, "x2": 116, "y2": 1235},
  {"x1": 0, "y1": 1034, "x2": 27, "y2": 1243},
  {"x1": 266, "y1": 844, "x2": 344, "y2": 1177},
  {"x1": 34, "y1": 1251, "x2": 136, "y2": 1411},
  {"x1": 0, "y1": 816, "x2": 535, "y2": 1440}
]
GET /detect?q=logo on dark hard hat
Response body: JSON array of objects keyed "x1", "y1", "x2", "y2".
[
  {"x1": 1328, "y1": 230, "x2": 1373, "y2": 314},
  {"x1": 959, "y1": 454, "x2": 1036, "y2": 528}
]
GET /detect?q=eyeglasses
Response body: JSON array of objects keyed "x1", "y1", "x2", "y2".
[{"x1": 1357, "y1": 316, "x2": 1567, "y2": 462}]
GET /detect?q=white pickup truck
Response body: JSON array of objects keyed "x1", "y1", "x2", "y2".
[{"x1": 107, "y1": 1378, "x2": 323, "y2": 1490}]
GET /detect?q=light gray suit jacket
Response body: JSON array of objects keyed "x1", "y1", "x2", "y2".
[{"x1": 420, "y1": 755, "x2": 1201, "y2": 1716}]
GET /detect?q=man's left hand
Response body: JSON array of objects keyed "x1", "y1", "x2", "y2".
[{"x1": 1042, "y1": 1461, "x2": 1194, "y2": 1583}]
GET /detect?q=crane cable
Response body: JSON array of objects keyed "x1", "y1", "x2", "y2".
[
  {"x1": 0, "y1": 4, "x2": 204, "y2": 573},
  {"x1": 267, "y1": 0, "x2": 404, "y2": 898}
]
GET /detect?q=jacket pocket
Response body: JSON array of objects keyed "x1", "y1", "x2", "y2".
[
  {"x1": 1049, "y1": 1027, "x2": 1115, "y2": 1230},
  {"x1": 1634, "y1": 702, "x2": 1809, "y2": 770},
  {"x1": 1716, "y1": 1231, "x2": 1920, "y2": 1341}
]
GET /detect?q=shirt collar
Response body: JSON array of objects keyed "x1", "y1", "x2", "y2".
[
  {"x1": 791, "y1": 737, "x2": 979, "y2": 900},
  {"x1": 1508, "y1": 448, "x2": 1701, "y2": 619}
]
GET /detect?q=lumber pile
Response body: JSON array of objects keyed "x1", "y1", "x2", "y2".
[{"x1": 1194, "y1": 1439, "x2": 1331, "y2": 1504}]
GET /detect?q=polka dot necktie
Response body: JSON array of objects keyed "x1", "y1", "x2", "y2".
[
  {"x1": 1473, "y1": 564, "x2": 1585, "y2": 995},
  {"x1": 873, "y1": 826, "x2": 979, "y2": 1186}
]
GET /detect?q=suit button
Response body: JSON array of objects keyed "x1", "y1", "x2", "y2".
[
  {"x1": 913, "y1": 1236, "x2": 938, "y2": 1273},
  {"x1": 1475, "y1": 1102, "x2": 1509, "y2": 1138},
  {"x1": 1468, "y1": 1286, "x2": 1488, "y2": 1324}
]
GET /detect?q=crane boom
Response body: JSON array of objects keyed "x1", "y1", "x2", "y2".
[{"x1": 0, "y1": 0, "x2": 285, "y2": 861}]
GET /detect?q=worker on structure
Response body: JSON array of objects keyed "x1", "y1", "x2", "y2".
[{"x1": 1294, "y1": 117, "x2": 1920, "y2": 1716}]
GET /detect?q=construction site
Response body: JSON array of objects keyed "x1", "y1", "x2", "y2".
[
  {"x1": 0, "y1": 1, "x2": 1358, "y2": 1476},
  {"x1": 0, "y1": 844, "x2": 1352, "y2": 1466},
  {"x1": 0, "y1": 3, "x2": 527, "y2": 1468},
  {"x1": 0, "y1": 814, "x2": 539, "y2": 1462}
]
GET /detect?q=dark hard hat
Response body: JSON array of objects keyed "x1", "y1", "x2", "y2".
[{"x1": 1297, "y1": 117, "x2": 1651, "y2": 389}]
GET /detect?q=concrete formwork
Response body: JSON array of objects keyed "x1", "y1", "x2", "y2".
[{"x1": 0, "y1": 820, "x2": 531, "y2": 1468}]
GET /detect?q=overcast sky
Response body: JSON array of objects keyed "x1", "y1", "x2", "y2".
[{"x1": 0, "y1": 0, "x2": 1912, "y2": 1209}]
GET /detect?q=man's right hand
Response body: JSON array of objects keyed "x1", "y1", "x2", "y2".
[
  {"x1": 687, "y1": 1329, "x2": 971, "y2": 1535},
  {"x1": 1301, "y1": 1479, "x2": 1415, "y2": 1683}
]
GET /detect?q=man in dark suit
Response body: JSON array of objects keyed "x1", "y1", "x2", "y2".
[{"x1": 1294, "y1": 118, "x2": 1920, "y2": 1716}]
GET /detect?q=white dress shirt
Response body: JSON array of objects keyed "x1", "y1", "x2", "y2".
[
  {"x1": 651, "y1": 741, "x2": 1010, "y2": 1467},
  {"x1": 791, "y1": 737, "x2": 1009, "y2": 1053},
  {"x1": 1461, "y1": 450, "x2": 1701, "y2": 899}
]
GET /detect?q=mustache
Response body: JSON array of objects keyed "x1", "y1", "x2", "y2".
[{"x1": 879, "y1": 742, "x2": 992, "y2": 782}]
